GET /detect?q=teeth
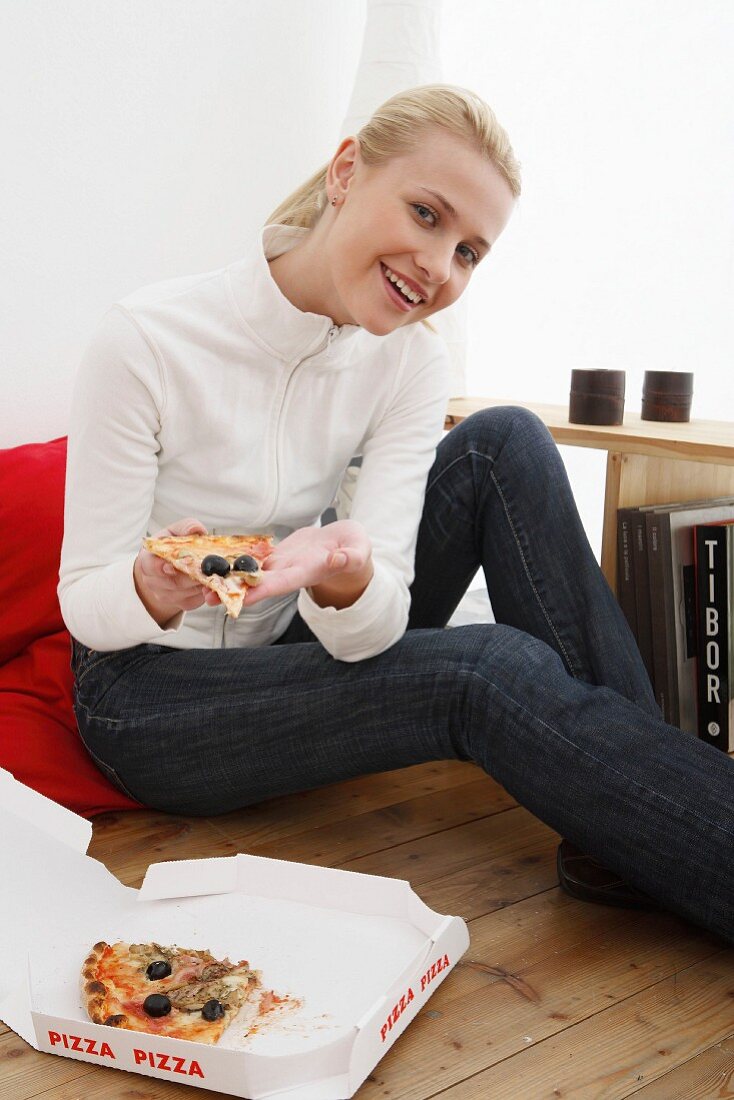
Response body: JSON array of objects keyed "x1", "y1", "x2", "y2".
[{"x1": 383, "y1": 265, "x2": 423, "y2": 304}]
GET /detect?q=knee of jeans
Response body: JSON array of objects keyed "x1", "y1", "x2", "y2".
[
  {"x1": 456, "y1": 621, "x2": 565, "y2": 686},
  {"x1": 455, "y1": 406, "x2": 553, "y2": 461},
  {"x1": 449, "y1": 623, "x2": 565, "y2": 756}
]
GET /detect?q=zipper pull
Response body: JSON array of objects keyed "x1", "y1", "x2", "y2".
[{"x1": 326, "y1": 324, "x2": 339, "y2": 358}]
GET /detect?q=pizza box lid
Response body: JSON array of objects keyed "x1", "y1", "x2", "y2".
[{"x1": 0, "y1": 767, "x2": 469, "y2": 1098}]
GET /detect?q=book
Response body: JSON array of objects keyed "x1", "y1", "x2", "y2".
[
  {"x1": 694, "y1": 520, "x2": 734, "y2": 751},
  {"x1": 630, "y1": 510, "x2": 656, "y2": 686},
  {"x1": 667, "y1": 498, "x2": 734, "y2": 734},
  {"x1": 622, "y1": 502, "x2": 678, "y2": 709},
  {"x1": 616, "y1": 507, "x2": 638, "y2": 639},
  {"x1": 646, "y1": 510, "x2": 678, "y2": 725}
]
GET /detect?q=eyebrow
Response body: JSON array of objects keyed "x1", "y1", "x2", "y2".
[{"x1": 418, "y1": 187, "x2": 491, "y2": 252}]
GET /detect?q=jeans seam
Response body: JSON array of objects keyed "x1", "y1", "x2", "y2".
[
  {"x1": 488, "y1": 466, "x2": 580, "y2": 677},
  {"x1": 425, "y1": 448, "x2": 489, "y2": 497},
  {"x1": 77, "y1": 733, "x2": 145, "y2": 804},
  {"x1": 75, "y1": 650, "x2": 124, "y2": 687},
  {"x1": 73, "y1": 668, "x2": 454, "y2": 727},
  {"x1": 466, "y1": 668, "x2": 734, "y2": 843}
]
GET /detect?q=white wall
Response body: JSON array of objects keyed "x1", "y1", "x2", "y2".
[
  {"x1": 2, "y1": 1, "x2": 732, "y2": 561},
  {"x1": 0, "y1": 0, "x2": 363, "y2": 444}
]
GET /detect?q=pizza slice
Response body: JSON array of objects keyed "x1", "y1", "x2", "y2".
[
  {"x1": 82, "y1": 941, "x2": 263, "y2": 1044},
  {"x1": 142, "y1": 533, "x2": 274, "y2": 618}
]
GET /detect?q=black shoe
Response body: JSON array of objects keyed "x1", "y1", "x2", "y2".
[{"x1": 557, "y1": 840, "x2": 660, "y2": 911}]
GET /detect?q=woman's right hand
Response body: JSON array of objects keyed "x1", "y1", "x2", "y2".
[{"x1": 133, "y1": 517, "x2": 220, "y2": 627}]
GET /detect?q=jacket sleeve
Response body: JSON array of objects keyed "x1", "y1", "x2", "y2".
[
  {"x1": 58, "y1": 307, "x2": 186, "y2": 650},
  {"x1": 296, "y1": 325, "x2": 451, "y2": 661}
]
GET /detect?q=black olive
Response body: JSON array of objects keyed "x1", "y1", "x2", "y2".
[
  {"x1": 201, "y1": 998, "x2": 225, "y2": 1021},
  {"x1": 201, "y1": 554, "x2": 231, "y2": 577},
  {"x1": 146, "y1": 960, "x2": 172, "y2": 981},
  {"x1": 143, "y1": 993, "x2": 172, "y2": 1017},
  {"x1": 232, "y1": 554, "x2": 259, "y2": 573}
]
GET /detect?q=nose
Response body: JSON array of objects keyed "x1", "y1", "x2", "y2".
[{"x1": 415, "y1": 240, "x2": 454, "y2": 289}]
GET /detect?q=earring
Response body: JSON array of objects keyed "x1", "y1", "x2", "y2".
[{"x1": 331, "y1": 195, "x2": 337, "y2": 206}]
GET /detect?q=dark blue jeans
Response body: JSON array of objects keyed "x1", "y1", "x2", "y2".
[{"x1": 71, "y1": 408, "x2": 734, "y2": 943}]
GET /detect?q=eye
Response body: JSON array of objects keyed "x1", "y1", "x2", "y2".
[
  {"x1": 413, "y1": 203, "x2": 437, "y2": 225},
  {"x1": 458, "y1": 244, "x2": 480, "y2": 266},
  {"x1": 411, "y1": 204, "x2": 479, "y2": 266}
]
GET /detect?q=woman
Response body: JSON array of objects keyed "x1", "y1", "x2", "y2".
[{"x1": 59, "y1": 85, "x2": 734, "y2": 943}]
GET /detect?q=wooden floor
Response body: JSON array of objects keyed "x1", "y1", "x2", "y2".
[{"x1": 3, "y1": 759, "x2": 734, "y2": 1100}]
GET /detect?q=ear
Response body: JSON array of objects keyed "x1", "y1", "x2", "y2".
[{"x1": 327, "y1": 136, "x2": 360, "y2": 200}]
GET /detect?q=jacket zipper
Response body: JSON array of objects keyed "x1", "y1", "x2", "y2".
[
  {"x1": 268, "y1": 323, "x2": 340, "y2": 521},
  {"x1": 221, "y1": 323, "x2": 340, "y2": 646}
]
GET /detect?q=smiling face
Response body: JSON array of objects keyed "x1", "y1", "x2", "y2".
[{"x1": 315, "y1": 126, "x2": 516, "y2": 334}]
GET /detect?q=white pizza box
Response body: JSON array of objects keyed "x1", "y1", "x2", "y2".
[{"x1": 0, "y1": 767, "x2": 469, "y2": 1098}]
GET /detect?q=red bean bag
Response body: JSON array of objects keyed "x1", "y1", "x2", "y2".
[{"x1": 0, "y1": 437, "x2": 139, "y2": 816}]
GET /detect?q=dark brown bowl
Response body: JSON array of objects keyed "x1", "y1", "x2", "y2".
[
  {"x1": 569, "y1": 369, "x2": 626, "y2": 425},
  {"x1": 641, "y1": 371, "x2": 693, "y2": 422}
]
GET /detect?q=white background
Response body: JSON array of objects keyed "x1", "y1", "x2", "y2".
[{"x1": 1, "y1": 0, "x2": 732, "y2": 559}]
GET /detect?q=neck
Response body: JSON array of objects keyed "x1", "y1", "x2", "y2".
[{"x1": 267, "y1": 222, "x2": 352, "y2": 326}]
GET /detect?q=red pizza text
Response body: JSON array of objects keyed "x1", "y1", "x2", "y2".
[
  {"x1": 48, "y1": 1031, "x2": 115, "y2": 1059},
  {"x1": 133, "y1": 1048, "x2": 205, "y2": 1078},
  {"x1": 380, "y1": 986, "x2": 415, "y2": 1042},
  {"x1": 419, "y1": 952, "x2": 450, "y2": 993},
  {"x1": 379, "y1": 954, "x2": 452, "y2": 1042}
]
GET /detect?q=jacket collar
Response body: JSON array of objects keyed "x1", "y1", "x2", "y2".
[{"x1": 227, "y1": 223, "x2": 363, "y2": 362}]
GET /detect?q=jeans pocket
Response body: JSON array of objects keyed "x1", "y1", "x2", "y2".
[{"x1": 71, "y1": 637, "x2": 117, "y2": 686}]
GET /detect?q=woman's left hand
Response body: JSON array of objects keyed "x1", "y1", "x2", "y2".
[{"x1": 242, "y1": 519, "x2": 373, "y2": 607}]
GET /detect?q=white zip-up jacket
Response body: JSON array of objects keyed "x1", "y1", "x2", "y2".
[{"x1": 58, "y1": 223, "x2": 451, "y2": 661}]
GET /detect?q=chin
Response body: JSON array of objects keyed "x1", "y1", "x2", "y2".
[
  {"x1": 357, "y1": 310, "x2": 418, "y2": 337},
  {"x1": 361, "y1": 319, "x2": 399, "y2": 336}
]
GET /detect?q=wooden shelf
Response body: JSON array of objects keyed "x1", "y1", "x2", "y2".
[{"x1": 446, "y1": 398, "x2": 734, "y2": 467}]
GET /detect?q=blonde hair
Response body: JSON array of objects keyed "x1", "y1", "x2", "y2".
[{"x1": 265, "y1": 84, "x2": 521, "y2": 333}]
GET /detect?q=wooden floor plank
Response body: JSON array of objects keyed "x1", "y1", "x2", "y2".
[
  {"x1": 87, "y1": 762, "x2": 495, "y2": 887},
  {"x1": 342, "y1": 804, "x2": 562, "y2": 920},
  {"x1": 628, "y1": 1032, "x2": 734, "y2": 1097},
  {"x1": 0, "y1": 1030, "x2": 96, "y2": 1100},
  {"x1": 232, "y1": 777, "x2": 514, "y2": 867},
  {"x1": 87, "y1": 813, "x2": 239, "y2": 888},
  {"x1": 213, "y1": 760, "x2": 489, "y2": 848},
  {"x1": 422, "y1": 949, "x2": 734, "y2": 1099},
  {"x1": 24, "y1": 1056, "x2": 224, "y2": 1098}
]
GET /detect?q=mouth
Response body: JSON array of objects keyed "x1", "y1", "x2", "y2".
[{"x1": 380, "y1": 263, "x2": 426, "y2": 312}]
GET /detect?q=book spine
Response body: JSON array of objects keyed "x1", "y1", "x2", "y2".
[
  {"x1": 631, "y1": 513, "x2": 656, "y2": 688},
  {"x1": 657, "y1": 514, "x2": 680, "y2": 728},
  {"x1": 616, "y1": 508, "x2": 638, "y2": 638},
  {"x1": 646, "y1": 512, "x2": 672, "y2": 722},
  {"x1": 695, "y1": 525, "x2": 730, "y2": 750}
]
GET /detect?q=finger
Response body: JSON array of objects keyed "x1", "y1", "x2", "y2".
[
  {"x1": 179, "y1": 591, "x2": 207, "y2": 610},
  {"x1": 148, "y1": 559, "x2": 189, "y2": 585},
  {"x1": 151, "y1": 517, "x2": 208, "y2": 538},
  {"x1": 244, "y1": 568, "x2": 303, "y2": 606},
  {"x1": 169, "y1": 517, "x2": 208, "y2": 536},
  {"x1": 328, "y1": 547, "x2": 368, "y2": 573}
]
